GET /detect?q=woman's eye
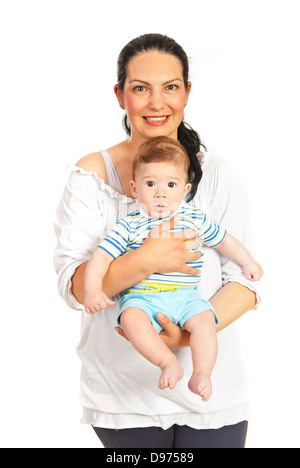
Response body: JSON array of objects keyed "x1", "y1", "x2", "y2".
[
  {"x1": 147, "y1": 181, "x2": 155, "y2": 187},
  {"x1": 166, "y1": 84, "x2": 178, "y2": 91},
  {"x1": 134, "y1": 86, "x2": 147, "y2": 92}
]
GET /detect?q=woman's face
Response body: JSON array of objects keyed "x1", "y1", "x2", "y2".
[{"x1": 114, "y1": 51, "x2": 191, "y2": 144}]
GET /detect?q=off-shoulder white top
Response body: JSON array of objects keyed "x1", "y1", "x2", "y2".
[{"x1": 53, "y1": 150, "x2": 262, "y2": 430}]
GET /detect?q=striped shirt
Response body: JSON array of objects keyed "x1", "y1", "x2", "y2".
[{"x1": 98, "y1": 201, "x2": 226, "y2": 287}]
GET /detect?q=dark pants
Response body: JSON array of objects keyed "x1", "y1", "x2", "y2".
[{"x1": 93, "y1": 421, "x2": 248, "y2": 448}]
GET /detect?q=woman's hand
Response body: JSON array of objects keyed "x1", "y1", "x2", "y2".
[
  {"x1": 115, "y1": 312, "x2": 190, "y2": 348},
  {"x1": 140, "y1": 216, "x2": 202, "y2": 276},
  {"x1": 73, "y1": 214, "x2": 203, "y2": 305},
  {"x1": 156, "y1": 312, "x2": 190, "y2": 347}
]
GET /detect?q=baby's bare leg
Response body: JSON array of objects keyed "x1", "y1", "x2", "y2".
[
  {"x1": 120, "y1": 307, "x2": 184, "y2": 390},
  {"x1": 184, "y1": 310, "x2": 218, "y2": 401}
]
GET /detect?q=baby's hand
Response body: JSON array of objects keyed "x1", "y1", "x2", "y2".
[
  {"x1": 84, "y1": 290, "x2": 115, "y2": 315},
  {"x1": 242, "y1": 261, "x2": 264, "y2": 281}
]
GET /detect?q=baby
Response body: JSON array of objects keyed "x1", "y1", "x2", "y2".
[{"x1": 84, "y1": 136, "x2": 263, "y2": 402}]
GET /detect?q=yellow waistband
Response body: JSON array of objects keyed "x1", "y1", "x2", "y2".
[{"x1": 127, "y1": 282, "x2": 194, "y2": 294}]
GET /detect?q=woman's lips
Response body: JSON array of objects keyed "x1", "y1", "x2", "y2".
[{"x1": 143, "y1": 116, "x2": 170, "y2": 126}]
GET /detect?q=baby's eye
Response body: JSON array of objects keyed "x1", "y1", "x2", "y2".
[
  {"x1": 168, "y1": 182, "x2": 176, "y2": 188},
  {"x1": 147, "y1": 181, "x2": 155, "y2": 187}
]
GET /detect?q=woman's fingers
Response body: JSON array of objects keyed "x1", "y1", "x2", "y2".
[
  {"x1": 157, "y1": 312, "x2": 180, "y2": 334},
  {"x1": 114, "y1": 326, "x2": 130, "y2": 341},
  {"x1": 151, "y1": 221, "x2": 201, "y2": 249},
  {"x1": 144, "y1": 216, "x2": 202, "y2": 275},
  {"x1": 150, "y1": 215, "x2": 179, "y2": 238},
  {"x1": 157, "y1": 312, "x2": 190, "y2": 348}
]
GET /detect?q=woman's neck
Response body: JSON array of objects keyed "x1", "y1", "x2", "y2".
[
  {"x1": 107, "y1": 140, "x2": 139, "y2": 198},
  {"x1": 122, "y1": 135, "x2": 148, "y2": 158}
]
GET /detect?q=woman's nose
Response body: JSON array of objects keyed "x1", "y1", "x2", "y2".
[{"x1": 149, "y1": 89, "x2": 165, "y2": 111}]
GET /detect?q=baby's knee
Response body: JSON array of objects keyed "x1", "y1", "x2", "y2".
[
  {"x1": 120, "y1": 307, "x2": 132, "y2": 328},
  {"x1": 120, "y1": 307, "x2": 146, "y2": 328}
]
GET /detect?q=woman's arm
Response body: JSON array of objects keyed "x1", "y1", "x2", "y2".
[
  {"x1": 72, "y1": 216, "x2": 202, "y2": 303},
  {"x1": 205, "y1": 156, "x2": 262, "y2": 329},
  {"x1": 160, "y1": 282, "x2": 256, "y2": 343},
  {"x1": 84, "y1": 249, "x2": 116, "y2": 314},
  {"x1": 72, "y1": 248, "x2": 151, "y2": 304},
  {"x1": 212, "y1": 282, "x2": 256, "y2": 333}
]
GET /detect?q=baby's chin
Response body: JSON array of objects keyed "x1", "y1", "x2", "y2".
[
  {"x1": 151, "y1": 206, "x2": 172, "y2": 218},
  {"x1": 140, "y1": 201, "x2": 181, "y2": 219}
]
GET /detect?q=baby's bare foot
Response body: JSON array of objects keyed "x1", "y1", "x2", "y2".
[
  {"x1": 158, "y1": 357, "x2": 184, "y2": 390},
  {"x1": 188, "y1": 373, "x2": 212, "y2": 401}
]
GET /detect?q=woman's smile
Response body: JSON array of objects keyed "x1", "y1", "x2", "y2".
[
  {"x1": 142, "y1": 115, "x2": 171, "y2": 126},
  {"x1": 115, "y1": 51, "x2": 191, "y2": 143}
]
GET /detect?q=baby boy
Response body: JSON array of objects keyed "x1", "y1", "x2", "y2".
[{"x1": 84, "y1": 136, "x2": 263, "y2": 401}]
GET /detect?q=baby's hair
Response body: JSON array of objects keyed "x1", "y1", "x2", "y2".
[{"x1": 133, "y1": 136, "x2": 190, "y2": 182}]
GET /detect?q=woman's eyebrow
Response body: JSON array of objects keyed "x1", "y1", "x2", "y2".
[
  {"x1": 129, "y1": 79, "x2": 151, "y2": 86},
  {"x1": 129, "y1": 78, "x2": 183, "y2": 86},
  {"x1": 163, "y1": 79, "x2": 183, "y2": 86}
]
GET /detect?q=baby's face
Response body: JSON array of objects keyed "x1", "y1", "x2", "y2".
[{"x1": 130, "y1": 161, "x2": 191, "y2": 218}]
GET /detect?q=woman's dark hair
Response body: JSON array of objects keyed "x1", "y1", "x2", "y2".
[{"x1": 117, "y1": 33, "x2": 206, "y2": 202}]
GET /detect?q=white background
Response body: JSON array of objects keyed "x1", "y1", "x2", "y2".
[{"x1": 1, "y1": 0, "x2": 299, "y2": 448}]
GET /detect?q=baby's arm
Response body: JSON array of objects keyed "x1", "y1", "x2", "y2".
[
  {"x1": 84, "y1": 248, "x2": 115, "y2": 314},
  {"x1": 216, "y1": 233, "x2": 264, "y2": 281}
]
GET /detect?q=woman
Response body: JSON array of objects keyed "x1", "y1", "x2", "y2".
[{"x1": 54, "y1": 34, "x2": 262, "y2": 448}]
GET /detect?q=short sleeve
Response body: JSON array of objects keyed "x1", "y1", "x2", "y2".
[
  {"x1": 98, "y1": 218, "x2": 131, "y2": 259},
  {"x1": 196, "y1": 212, "x2": 227, "y2": 248}
]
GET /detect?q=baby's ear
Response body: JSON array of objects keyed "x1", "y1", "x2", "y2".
[
  {"x1": 184, "y1": 183, "x2": 192, "y2": 196},
  {"x1": 130, "y1": 180, "x2": 138, "y2": 198}
]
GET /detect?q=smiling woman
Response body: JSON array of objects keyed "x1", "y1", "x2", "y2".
[
  {"x1": 114, "y1": 52, "x2": 191, "y2": 142},
  {"x1": 128, "y1": 78, "x2": 185, "y2": 127},
  {"x1": 54, "y1": 33, "x2": 261, "y2": 449}
]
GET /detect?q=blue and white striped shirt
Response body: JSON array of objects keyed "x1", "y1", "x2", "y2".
[{"x1": 98, "y1": 201, "x2": 226, "y2": 287}]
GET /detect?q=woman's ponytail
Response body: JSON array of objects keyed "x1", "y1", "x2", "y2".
[{"x1": 177, "y1": 121, "x2": 206, "y2": 202}]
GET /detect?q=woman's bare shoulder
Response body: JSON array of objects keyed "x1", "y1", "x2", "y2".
[{"x1": 76, "y1": 152, "x2": 108, "y2": 182}]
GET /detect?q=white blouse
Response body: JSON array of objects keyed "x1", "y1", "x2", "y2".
[{"x1": 53, "y1": 151, "x2": 262, "y2": 430}]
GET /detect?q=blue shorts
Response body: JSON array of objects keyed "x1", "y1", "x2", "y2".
[{"x1": 118, "y1": 285, "x2": 218, "y2": 334}]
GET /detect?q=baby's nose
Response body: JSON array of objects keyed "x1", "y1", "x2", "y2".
[{"x1": 155, "y1": 187, "x2": 167, "y2": 197}]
